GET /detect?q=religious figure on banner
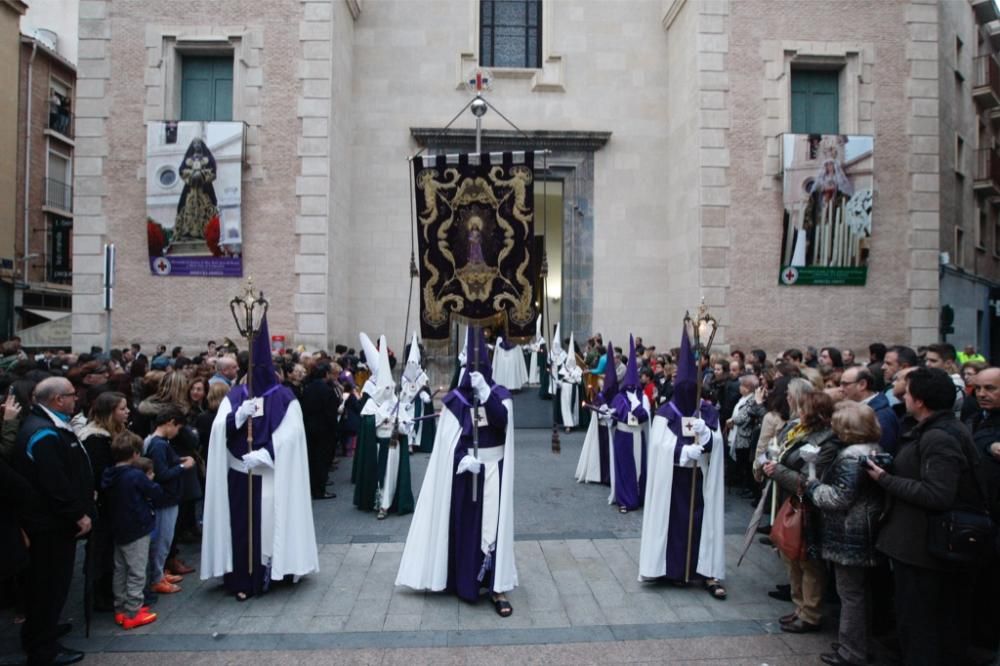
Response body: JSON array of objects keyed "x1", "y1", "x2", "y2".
[
  {"x1": 174, "y1": 138, "x2": 219, "y2": 241},
  {"x1": 412, "y1": 152, "x2": 540, "y2": 343}
]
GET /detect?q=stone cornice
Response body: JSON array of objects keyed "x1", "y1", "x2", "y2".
[
  {"x1": 409, "y1": 128, "x2": 611, "y2": 153},
  {"x1": 1, "y1": 0, "x2": 28, "y2": 17}
]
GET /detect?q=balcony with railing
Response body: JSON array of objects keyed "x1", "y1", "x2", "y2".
[
  {"x1": 44, "y1": 178, "x2": 72, "y2": 213},
  {"x1": 47, "y1": 94, "x2": 72, "y2": 139},
  {"x1": 975, "y1": 148, "x2": 1000, "y2": 196},
  {"x1": 974, "y1": 55, "x2": 1000, "y2": 109}
]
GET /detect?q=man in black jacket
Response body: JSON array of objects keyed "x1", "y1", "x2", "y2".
[
  {"x1": 964, "y1": 367, "x2": 1000, "y2": 664},
  {"x1": 14, "y1": 377, "x2": 94, "y2": 665},
  {"x1": 866, "y1": 367, "x2": 980, "y2": 666},
  {"x1": 301, "y1": 362, "x2": 341, "y2": 499}
]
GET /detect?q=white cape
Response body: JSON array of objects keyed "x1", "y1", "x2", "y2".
[
  {"x1": 638, "y1": 415, "x2": 726, "y2": 581},
  {"x1": 492, "y1": 342, "x2": 528, "y2": 390},
  {"x1": 201, "y1": 397, "x2": 320, "y2": 581},
  {"x1": 575, "y1": 415, "x2": 610, "y2": 483},
  {"x1": 395, "y1": 398, "x2": 517, "y2": 593}
]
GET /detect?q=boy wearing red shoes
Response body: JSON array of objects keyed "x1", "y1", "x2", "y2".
[
  {"x1": 143, "y1": 408, "x2": 195, "y2": 595},
  {"x1": 102, "y1": 432, "x2": 165, "y2": 629}
]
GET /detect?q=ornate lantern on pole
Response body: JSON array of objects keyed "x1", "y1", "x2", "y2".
[
  {"x1": 682, "y1": 299, "x2": 718, "y2": 582},
  {"x1": 227, "y1": 276, "x2": 268, "y2": 574}
]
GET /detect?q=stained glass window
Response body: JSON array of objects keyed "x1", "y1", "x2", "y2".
[{"x1": 480, "y1": 0, "x2": 542, "y2": 69}]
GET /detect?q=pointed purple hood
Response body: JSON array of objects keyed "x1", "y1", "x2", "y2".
[
  {"x1": 622, "y1": 335, "x2": 639, "y2": 390},
  {"x1": 460, "y1": 326, "x2": 492, "y2": 385},
  {"x1": 251, "y1": 313, "x2": 278, "y2": 395},
  {"x1": 671, "y1": 325, "x2": 698, "y2": 417},
  {"x1": 600, "y1": 340, "x2": 618, "y2": 402}
]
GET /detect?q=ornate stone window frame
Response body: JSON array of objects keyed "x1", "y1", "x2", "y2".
[
  {"x1": 761, "y1": 40, "x2": 875, "y2": 183},
  {"x1": 143, "y1": 25, "x2": 264, "y2": 176},
  {"x1": 457, "y1": 0, "x2": 565, "y2": 92}
]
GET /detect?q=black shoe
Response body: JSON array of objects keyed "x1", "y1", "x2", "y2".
[
  {"x1": 755, "y1": 525, "x2": 771, "y2": 535},
  {"x1": 312, "y1": 492, "x2": 336, "y2": 500},
  {"x1": 780, "y1": 618, "x2": 821, "y2": 633},
  {"x1": 759, "y1": 536, "x2": 774, "y2": 546},
  {"x1": 56, "y1": 622, "x2": 72, "y2": 638},
  {"x1": 48, "y1": 649, "x2": 85, "y2": 665},
  {"x1": 820, "y1": 652, "x2": 862, "y2": 666},
  {"x1": 775, "y1": 583, "x2": 790, "y2": 592},
  {"x1": 768, "y1": 588, "x2": 792, "y2": 601}
]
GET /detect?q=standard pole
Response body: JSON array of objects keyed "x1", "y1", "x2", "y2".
[
  {"x1": 684, "y1": 321, "x2": 701, "y2": 583},
  {"x1": 246, "y1": 334, "x2": 254, "y2": 576},
  {"x1": 471, "y1": 326, "x2": 480, "y2": 503}
]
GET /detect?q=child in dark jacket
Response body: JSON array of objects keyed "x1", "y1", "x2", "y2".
[
  {"x1": 142, "y1": 407, "x2": 194, "y2": 595},
  {"x1": 101, "y1": 432, "x2": 164, "y2": 629}
]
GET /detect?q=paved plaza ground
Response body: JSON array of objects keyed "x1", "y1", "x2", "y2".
[{"x1": 0, "y1": 426, "x2": 838, "y2": 665}]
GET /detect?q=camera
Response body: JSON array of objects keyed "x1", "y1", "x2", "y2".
[{"x1": 858, "y1": 452, "x2": 893, "y2": 469}]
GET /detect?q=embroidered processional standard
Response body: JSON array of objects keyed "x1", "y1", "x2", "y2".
[{"x1": 412, "y1": 151, "x2": 540, "y2": 343}]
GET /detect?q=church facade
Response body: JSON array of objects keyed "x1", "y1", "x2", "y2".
[{"x1": 72, "y1": 0, "x2": 1000, "y2": 358}]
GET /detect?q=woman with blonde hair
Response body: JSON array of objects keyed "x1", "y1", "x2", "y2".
[
  {"x1": 807, "y1": 401, "x2": 884, "y2": 666},
  {"x1": 763, "y1": 390, "x2": 836, "y2": 634}
]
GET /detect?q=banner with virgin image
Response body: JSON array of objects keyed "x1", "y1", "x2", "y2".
[
  {"x1": 145, "y1": 121, "x2": 244, "y2": 277},
  {"x1": 779, "y1": 134, "x2": 873, "y2": 286},
  {"x1": 412, "y1": 151, "x2": 540, "y2": 343}
]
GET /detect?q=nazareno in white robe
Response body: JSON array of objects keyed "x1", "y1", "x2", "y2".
[
  {"x1": 491, "y1": 339, "x2": 528, "y2": 390},
  {"x1": 638, "y1": 416, "x2": 726, "y2": 581},
  {"x1": 395, "y1": 397, "x2": 518, "y2": 594},
  {"x1": 201, "y1": 397, "x2": 320, "y2": 582}
]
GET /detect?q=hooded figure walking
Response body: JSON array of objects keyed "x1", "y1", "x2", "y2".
[
  {"x1": 639, "y1": 326, "x2": 727, "y2": 600},
  {"x1": 396, "y1": 328, "x2": 517, "y2": 617},
  {"x1": 201, "y1": 315, "x2": 319, "y2": 600}
]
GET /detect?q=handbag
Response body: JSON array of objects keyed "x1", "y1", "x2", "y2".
[
  {"x1": 770, "y1": 484, "x2": 808, "y2": 561},
  {"x1": 925, "y1": 423, "x2": 997, "y2": 565}
]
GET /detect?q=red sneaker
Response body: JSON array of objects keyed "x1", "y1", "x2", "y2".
[
  {"x1": 115, "y1": 606, "x2": 150, "y2": 626},
  {"x1": 121, "y1": 609, "x2": 158, "y2": 630}
]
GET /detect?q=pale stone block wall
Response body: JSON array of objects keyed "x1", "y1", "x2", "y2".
[
  {"x1": 725, "y1": 0, "x2": 921, "y2": 355},
  {"x1": 349, "y1": 0, "x2": 674, "y2": 351}
]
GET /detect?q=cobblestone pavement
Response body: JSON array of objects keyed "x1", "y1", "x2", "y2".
[{"x1": 0, "y1": 427, "x2": 835, "y2": 664}]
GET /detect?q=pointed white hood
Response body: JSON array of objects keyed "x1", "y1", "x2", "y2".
[
  {"x1": 359, "y1": 332, "x2": 379, "y2": 375},
  {"x1": 403, "y1": 332, "x2": 422, "y2": 381},
  {"x1": 457, "y1": 326, "x2": 469, "y2": 367},
  {"x1": 551, "y1": 322, "x2": 562, "y2": 356},
  {"x1": 564, "y1": 332, "x2": 578, "y2": 370}
]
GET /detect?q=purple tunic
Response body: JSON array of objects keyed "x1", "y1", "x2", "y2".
[
  {"x1": 442, "y1": 385, "x2": 510, "y2": 602},
  {"x1": 654, "y1": 400, "x2": 720, "y2": 581},
  {"x1": 222, "y1": 383, "x2": 295, "y2": 597},
  {"x1": 609, "y1": 390, "x2": 649, "y2": 510}
]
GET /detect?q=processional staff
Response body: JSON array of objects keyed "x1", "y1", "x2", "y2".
[
  {"x1": 228, "y1": 277, "x2": 269, "y2": 576},
  {"x1": 684, "y1": 301, "x2": 718, "y2": 583}
]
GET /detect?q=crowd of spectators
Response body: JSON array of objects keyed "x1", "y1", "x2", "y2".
[{"x1": 0, "y1": 338, "x2": 369, "y2": 664}]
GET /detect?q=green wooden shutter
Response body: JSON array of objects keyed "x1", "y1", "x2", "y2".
[
  {"x1": 180, "y1": 56, "x2": 233, "y2": 122},
  {"x1": 790, "y1": 70, "x2": 839, "y2": 134}
]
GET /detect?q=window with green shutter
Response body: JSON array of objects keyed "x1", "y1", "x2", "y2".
[
  {"x1": 790, "y1": 69, "x2": 839, "y2": 135},
  {"x1": 180, "y1": 55, "x2": 233, "y2": 122}
]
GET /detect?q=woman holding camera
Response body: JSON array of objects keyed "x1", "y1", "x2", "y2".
[
  {"x1": 806, "y1": 401, "x2": 884, "y2": 666},
  {"x1": 763, "y1": 387, "x2": 836, "y2": 634}
]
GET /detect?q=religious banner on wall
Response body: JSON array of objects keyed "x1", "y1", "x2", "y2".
[
  {"x1": 145, "y1": 121, "x2": 244, "y2": 277},
  {"x1": 779, "y1": 134, "x2": 874, "y2": 286},
  {"x1": 412, "y1": 151, "x2": 539, "y2": 343}
]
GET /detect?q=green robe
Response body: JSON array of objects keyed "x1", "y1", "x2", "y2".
[{"x1": 353, "y1": 414, "x2": 414, "y2": 515}]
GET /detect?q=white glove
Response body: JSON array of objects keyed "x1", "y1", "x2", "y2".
[
  {"x1": 691, "y1": 418, "x2": 712, "y2": 446},
  {"x1": 456, "y1": 454, "x2": 483, "y2": 475},
  {"x1": 598, "y1": 404, "x2": 612, "y2": 416},
  {"x1": 242, "y1": 449, "x2": 273, "y2": 470},
  {"x1": 679, "y1": 444, "x2": 703, "y2": 466},
  {"x1": 799, "y1": 443, "x2": 820, "y2": 464},
  {"x1": 420, "y1": 391, "x2": 432, "y2": 404},
  {"x1": 627, "y1": 392, "x2": 640, "y2": 410},
  {"x1": 469, "y1": 371, "x2": 491, "y2": 403},
  {"x1": 235, "y1": 400, "x2": 256, "y2": 428}
]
